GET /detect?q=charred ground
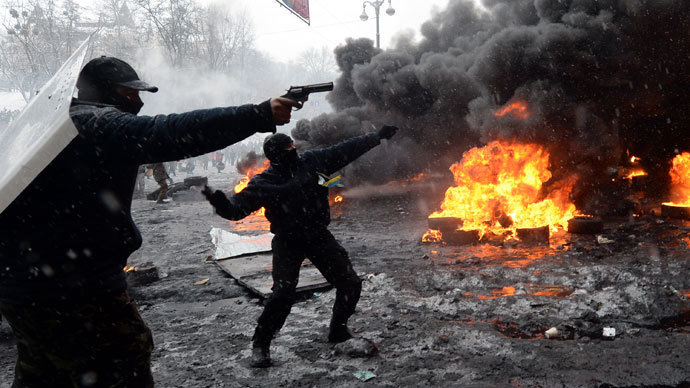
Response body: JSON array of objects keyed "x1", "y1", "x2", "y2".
[{"x1": 1, "y1": 169, "x2": 690, "y2": 387}]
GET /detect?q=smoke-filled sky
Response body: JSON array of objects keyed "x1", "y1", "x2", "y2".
[{"x1": 293, "y1": 0, "x2": 690, "y2": 208}]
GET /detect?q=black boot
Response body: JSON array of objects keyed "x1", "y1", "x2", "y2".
[
  {"x1": 328, "y1": 318, "x2": 354, "y2": 343},
  {"x1": 250, "y1": 344, "x2": 271, "y2": 368}
]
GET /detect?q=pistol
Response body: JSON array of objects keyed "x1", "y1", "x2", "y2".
[{"x1": 282, "y1": 82, "x2": 333, "y2": 110}]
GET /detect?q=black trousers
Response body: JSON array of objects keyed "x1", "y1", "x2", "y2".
[
  {"x1": 0, "y1": 291, "x2": 154, "y2": 388},
  {"x1": 252, "y1": 229, "x2": 362, "y2": 346}
]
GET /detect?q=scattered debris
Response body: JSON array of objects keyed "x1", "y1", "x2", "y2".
[
  {"x1": 194, "y1": 278, "x2": 209, "y2": 286},
  {"x1": 334, "y1": 337, "x2": 379, "y2": 358},
  {"x1": 596, "y1": 235, "x2": 615, "y2": 244},
  {"x1": 353, "y1": 370, "x2": 376, "y2": 382},
  {"x1": 544, "y1": 327, "x2": 559, "y2": 339},
  {"x1": 602, "y1": 327, "x2": 616, "y2": 339},
  {"x1": 126, "y1": 265, "x2": 159, "y2": 287}
]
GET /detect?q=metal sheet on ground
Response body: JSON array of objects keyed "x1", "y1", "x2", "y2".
[{"x1": 209, "y1": 227, "x2": 273, "y2": 259}]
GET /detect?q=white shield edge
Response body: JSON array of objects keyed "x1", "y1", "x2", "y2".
[{"x1": 0, "y1": 38, "x2": 92, "y2": 213}]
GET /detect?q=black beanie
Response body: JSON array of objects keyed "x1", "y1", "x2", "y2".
[{"x1": 263, "y1": 133, "x2": 294, "y2": 163}]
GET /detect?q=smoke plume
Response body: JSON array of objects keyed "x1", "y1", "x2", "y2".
[
  {"x1": 236, "y1": 151, "x2": 266, "y2": 175},
  {"x1": 293, "y1": 0, "x2": 690, "y2": 207}
]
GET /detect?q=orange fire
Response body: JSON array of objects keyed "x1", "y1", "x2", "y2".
[
  {"x1": 621, "y1": 155, "x2": 647, "y2": 180},
  {"x1": 430, "y1": 140, "x2": 579, "y2": 238},
  {"x1": 624, "y1": 169, "x2": 647, "y2": 180},
  {"x1": 334, "y1": 195, "x2": 343, "y2": 203},
  {"x1": 123, "y1": 266, "x2": 135, "y2": 273},
  {"x1": 386, "y1": 172, "x2": 426, "y2": 185},
  {"x1": 234, "y1": 160, "x2": 270, "y2": 193},
  {"x1": 664, "y1": 152, "x2": 690, "y2": 206},
  {"x1": 466, "y1": 286, "x2": 516, "y2": 300},
  {"x1": 422, "y1": 229, "x2": 443, "y2": 243},
  {"x1": 234, "y1": 160, "x2": 270, "y2": 216},
  {"x1": 494, "y1": 101, "x2": 530, "y2": 119}
]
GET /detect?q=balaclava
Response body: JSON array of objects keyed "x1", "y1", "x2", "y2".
[
  {"x1": 263, "y1": 133, "x2": 299, "y2": 169},
  {"x1": 76, "y1": 56, "x2": 158, "y2": 115}
]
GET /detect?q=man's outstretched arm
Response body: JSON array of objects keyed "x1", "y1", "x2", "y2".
[
  {"x1": 202, "y1": 186, "x2": 261, "y2": 221},
  {"x1": 306, "y1": 125, "x2": 398, "y2": 175}
]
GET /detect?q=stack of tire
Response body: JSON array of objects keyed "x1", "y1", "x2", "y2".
[{"x1": 427, "y1": 217, "x2": 479, "y2": 245}]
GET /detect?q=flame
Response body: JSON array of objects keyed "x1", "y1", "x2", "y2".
[
  {"x1": 664, "y1": 152, "x2": 690, "y2": 206},
  {"x1": 624, "y1": 169, "x2": 647, "y2": 180},
  {"x1": 234, "y1": 160, "x2": 270, "y2": 215},
  {"x1": 465, "y1": 286, "x2": 516, "y2": 300},
  {"x1": 234, "y1": 160, "x2": 270, "y2": 193},
  {"x1": 494, "y1": 101, "x2": 530, "y2": 119},
  {"x1": 123, "y1": 266, "x2": 135, "y2": 273},
  {"x1": 630, "y1": 156, "x2": 642, "y2": 163},
  {"x1": 430, "y1": 141, "x2": 579, "y2": 238},
  {"x1": 334, "y1": 195, "x2": 343, "y2": 203},
  {"x1": 422, "y1": 229, "x2": 443, "y2": 243},
  {"x1": 386, "y1": 172, "x2": 426, "y2": 185},
  {"x1": 464, "y1": 284, "x2": 572, "y2": 300}
]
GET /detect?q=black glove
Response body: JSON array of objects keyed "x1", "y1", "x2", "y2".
[
  {"x1": 377, "y1": 125, "x2": 398, "y2": 140},
  {"x1": 202, "y1": 185, "x2": 227, "y2": 208}
]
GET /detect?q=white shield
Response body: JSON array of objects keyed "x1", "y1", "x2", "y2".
[{"x1": 0, "y1": 38, "x2": 91, "y2": 213}]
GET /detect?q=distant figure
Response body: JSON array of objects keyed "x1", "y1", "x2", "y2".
[
  {"x1": 166, "y1": 160, "x2": 177, "y2": 177},
  {"x1": 201, "y1": 154, "x2": 209, "y2": 170},
  {"x1": 134, "y1": 165, "x2": 146, "y2": 198},
  {"x1": 147, "y1": 163, "x2": 170, "y2": 203},
  {"x1": 203, "y1": 126, "x2": 398, "y2": 368}
]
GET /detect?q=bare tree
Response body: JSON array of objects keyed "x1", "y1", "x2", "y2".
[
  {"x1": 0, "y1": 0, "x2": 81, "y2": 101},
  {"x1": 134, "y1": 0, "x2": 201, "y2": 67},
  {"x1": 197, "y1": 4, "x2": 254, "y2": 71},
  {"x1": 92, "y1": 0, "x2": 143, "y2": 59},
  {"x1": 296, "y1": 46, "x2": 337, "y2": 82}
]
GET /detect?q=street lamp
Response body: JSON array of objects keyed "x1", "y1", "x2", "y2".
[{"x1": 359, "y1": 0, "x2": 395, "y2": 49}]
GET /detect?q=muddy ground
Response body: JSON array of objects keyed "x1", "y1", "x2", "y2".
[{"x1": 2, "y1": 167, "x2": 690, "y2": 387}]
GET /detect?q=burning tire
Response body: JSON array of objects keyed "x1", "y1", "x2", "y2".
[
  {"x1": 516, "y1": 226, "x2": 549, "y2": 244},
  {"x1": 427, "y1": 217, "x2": 462, "y2": 232},
  {"x1": 183, "y1": 176, "x2": 208, "y2": 188},
  {"x1": 661, "y1": 204, "x2": 690, "y2": 220},
  {"x1": 567, "y1": 216, "x2": 604, "y2": 234},
  {"x1": 443, "y1": 229, "x2": 479, "y2": 245}
]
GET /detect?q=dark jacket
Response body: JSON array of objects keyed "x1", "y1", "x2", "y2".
[
  {"x1": 0, "y1": 100, "x2": 275, "y2": 304},
  {"x1": 208, "y1": 133, "x2": 380, "y2": 237}
]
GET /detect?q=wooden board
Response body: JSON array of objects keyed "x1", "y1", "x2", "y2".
[
  {"x1": 210, "y1": 227, "x2": 331, "y2": 298},
  {"x1": 215, "y1": 254, "x2": 331, "y2": 298}
]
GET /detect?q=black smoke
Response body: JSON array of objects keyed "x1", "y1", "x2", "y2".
[
  {"x1": 292, "y1": 0, "x2": 690, "y2": 208},
  {"x1": 236, "y1": 151, "x2": 266, "y2": 175}
]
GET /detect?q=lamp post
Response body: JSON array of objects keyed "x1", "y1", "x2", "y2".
[{"x1": 359, "y1": 0, "x2": 395, "y2": 49}]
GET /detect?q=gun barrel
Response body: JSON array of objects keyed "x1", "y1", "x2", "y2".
[{"x1": 305, "y1": 82, "x2": 334, "y2": 93}]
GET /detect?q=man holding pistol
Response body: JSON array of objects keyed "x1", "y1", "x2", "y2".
[
  {"x1": 203, "y1": 125, "x2": 398, "y2": 367},
  {"x1": 0, "y1": 56, "x2": 300, "y2": 387}
]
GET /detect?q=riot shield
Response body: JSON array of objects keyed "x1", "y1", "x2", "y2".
[{"x1": 0, "y1": 38, "x2": 91, "y2": 212}]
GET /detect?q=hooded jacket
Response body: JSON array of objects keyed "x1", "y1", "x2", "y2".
[
  {"x1": 0, "y1": 100, "x2": 275, "y2": 305},
  {"x1": 208, "y1": 133, "x2": 381, "y2": 237}
]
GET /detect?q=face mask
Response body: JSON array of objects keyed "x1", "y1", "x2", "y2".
[
  {"x1": 275, "y1": 149, "x2": 299, "y2": 168},
  {"x1": 105, "y1": 91, "x2": 144, "y2": 115}
]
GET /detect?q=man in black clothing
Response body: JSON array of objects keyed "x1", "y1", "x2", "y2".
[
  {"x1": 0, "y1": 56, "x2": 299, "y2": 387},
  {"x1": 203, "y1": 125, "x2": 398, "y2": 367}
]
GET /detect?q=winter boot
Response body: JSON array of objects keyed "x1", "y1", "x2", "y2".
[
  {"x1": 328, "y1": 318, "x2": 354, "y2": 343},
  {"x1": 250, "y1": 344, "x2": 271, "y2": 368}
]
